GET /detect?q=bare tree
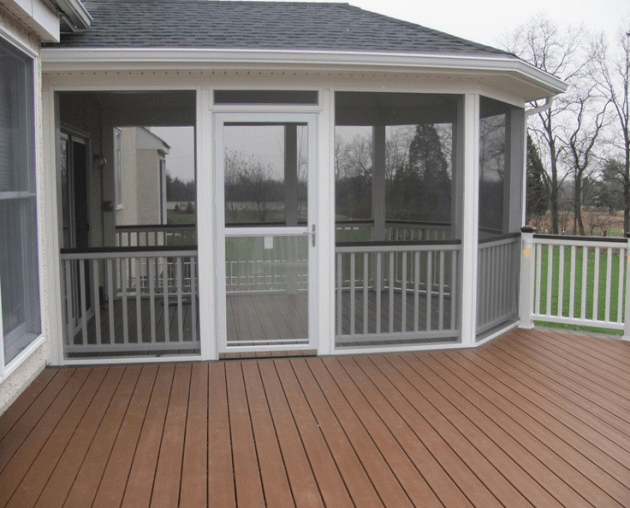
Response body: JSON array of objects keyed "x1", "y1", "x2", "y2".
[
  {"x1": 591, "y1": 25, "x2": 630, "y2": 233},
  {"x1": 560, "y1": 86, "x2": 607, "y2": 234},
  {"x1": 504, "y1": 15, "x2": 590, "y2": 233}
]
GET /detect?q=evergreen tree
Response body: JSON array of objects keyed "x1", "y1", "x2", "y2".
[{"x1": 526, "y1": 135, "x2": 549, "y2": 221}]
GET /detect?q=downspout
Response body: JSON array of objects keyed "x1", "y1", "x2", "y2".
[{"x1": 521, "y1": 96, "x2": 554, "y2": 226}]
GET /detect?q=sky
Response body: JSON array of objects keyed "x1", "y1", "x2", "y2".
[{"x1": 152, "y1": 0, "x2": 629, "y2": 183}]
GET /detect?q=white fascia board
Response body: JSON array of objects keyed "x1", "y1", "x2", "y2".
[
  {"x1": 2, "y1": 0, "x2": 60, "y2": 42},
  {"x1": 42, "y1": 48, "x2": 567, "y2": 97}
]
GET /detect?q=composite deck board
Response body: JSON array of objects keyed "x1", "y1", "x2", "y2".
[{"x1": 1, "y1": 329, "x2": 630, "y2": 507}]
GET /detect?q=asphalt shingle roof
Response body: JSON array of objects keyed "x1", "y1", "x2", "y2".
[{"x1": 51, "y1": 1, "x2": 511, "y2": 57}]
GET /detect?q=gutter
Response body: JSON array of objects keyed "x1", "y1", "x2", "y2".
[
  {"x1": 525, "y1": 96, "x2": 554, "y2": 116},
  {"x1": 47, "y1": 0, "x2": 91, "y2": 32},
  {"x1": 41, "y1": 48, "x2": 568, "y2": 96}
]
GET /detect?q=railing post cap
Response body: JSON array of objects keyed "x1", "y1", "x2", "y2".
[{"x1": 521, "y1": 226, "x2": 537, "y2": 234}]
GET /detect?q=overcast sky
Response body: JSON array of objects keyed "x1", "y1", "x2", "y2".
[{"x1": 154, "y1": 0, "x2": 629, "y2": 183}]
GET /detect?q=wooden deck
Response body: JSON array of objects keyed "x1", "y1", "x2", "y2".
[{"x1": 2, "y1": 328, "x2": 630, "y2": 507}]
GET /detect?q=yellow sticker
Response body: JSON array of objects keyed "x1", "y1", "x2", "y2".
[{"x1": 522, "y1": 248, "x2": 532, "y2": 256}]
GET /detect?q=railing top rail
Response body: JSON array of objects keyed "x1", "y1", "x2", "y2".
[
  {"x1": 61, "y1": 246, "x2": 198, "y2": 260},
  {"x1": 533, "y1": 233, "x2": 627, "y2": 246},
  {"x1": 115, "y1": 224, "x2": 196, "y2": 231},
  {"x1": 478, "y1": 232, "x2": 520, "y2": 245},
  {"x1": 336, "y1": 240, "x2": 461, "y2": 253},
  {"x1": 384, "y1": 219, "x2": 451, "y2": 228}
]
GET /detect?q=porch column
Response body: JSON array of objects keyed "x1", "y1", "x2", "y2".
[
  {"x1": 624, "y1": 233, "x2": 630, "y2": 342},
  {"x1": 504, "y1": 108, "x2": 525, "y2": 233},
  {"x1": 372, "y1": 125, "x2": 386, "y2": 241},
  {"x1": 285, "y1": 124, "x2": 298, "y2": 294},
  {"x1": 460, "y1": 94, "x2": 480, "y2": 345}
]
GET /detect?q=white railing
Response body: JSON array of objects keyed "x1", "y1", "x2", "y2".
[
  {"x1": 385, "y1": 220, "x2": 451, "y2": 241},
  {"x1": 60, "y1": 247, "x2": 199, "y2": 354},
  {"x1": 115, "y1": 224, "x2": 196, "y2": 247},
  {"x1": 520, "y1": 232, "x2": 629, "y2": 333},
  {"x1": 476, "y1": 234, "x2": 520, "y2": 336},
  {"x1": 335, "y1": 241, "x2": 460, "y2": 346}
]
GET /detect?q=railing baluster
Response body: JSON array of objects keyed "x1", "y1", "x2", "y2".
[
  {"x1": 388, "y1": 252, "x2": 394, "y2": 334},
  {"x1": 191, "y1": 256, "x2": 198, "y2": 342},
  {"x1": 92, "y1": 259, "x2": 101, "y2": 345},
  {"x1": 177, "y1": 257, "x2": 184, "y2": 343},
  {"x1": 363, "y1": 252, "x2": 369, "y2": 336},
  {"x1": 593, "y1": 247, "x2": 600, "y2": 320},
  {"x1": 569, "y1": 246, "x2": 576, "y2": 319},
  {"x1": 121, "y1": 259, "x2": 129, "y2": 345},
  {"x1": 581, "y1": 246, "x2": 588, "y2": 319},
  {"x1": 163, "y1": 256, "x2": 170, "y2": 343},
  {"x1": 558, "y1": 245, "x2": 564, "y2": 317},
  {"x1": 618, "y1": 247, "x2": 625, "y2": 324},
  {"x1": 64, "y1": 260, "x2": 73, "y2": 345},
  {"x1": 107, "y1": 259, "x2": 115, "y2": 345},
  {"x1": 414, "y1": 251, "x2": 420, "y2": 332},
  {"x1": 76, "y1": 259, "x2": 87, "y2": 346},
  {"x1": 426, "y1": 251, "x2": 432, "y2": 331},
  {"x1": 401, "y1": 252, "x2": 407, "y2": 333},
  {"x1": 605, "y1": 247, "x2": 612, "y2": 322},
  {"x1": 438, "y1": 251, "x2": 445, "y2": 330},
  {"x1": 135, "y1": 257, "x2": 142, "y2": 343},
  {"x1": 535, "y1": 243, "x2": 542, "y2": 315},
  {"x1": 376, "y1": 252, "x2": 382, "y2": 334},
  {"x1": 350, "y1": 253, "x2": 356, "y2": 335},
  {"x1": 546, "y1": 245, "x2": 553, "y2": 316},
  {"x1": 336, "y1": 252, "x2": 343, "y2": 336},
  {"x1": 451, "y1": 251, "x2": 457, "y2": 331},
  {"x1": 149, "y1": 257, "x2": 156, "y2": 344}
]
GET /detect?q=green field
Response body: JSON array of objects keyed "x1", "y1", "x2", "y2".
[{"x1": 534, "y1": 245, "x2": 625, "y2": 335}]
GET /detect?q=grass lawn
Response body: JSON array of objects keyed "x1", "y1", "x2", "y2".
[{"x1": 534, "y1": 244, "x2": 625, "y2": 335}]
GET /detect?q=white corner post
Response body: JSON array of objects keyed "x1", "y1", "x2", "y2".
[
  {"x1": 459, "y1": 94, "x2": 480, "y2": 346},
  {"x1": 318, "y1": 88, "x2": 335, "y2": 355},
  {"x1": 197, "y1": 85, "x2": 217, "y2": 361},
  {"x1": 519, "y1": 227, "x2": 536, "y2": 329},
  {"x1": 623, "y1": 234, "x2": 630, "y2": 342}
]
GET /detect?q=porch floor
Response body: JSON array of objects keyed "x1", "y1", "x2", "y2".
[{"x1": 2, "y1": 328, "x2": 630, "y2": 507}]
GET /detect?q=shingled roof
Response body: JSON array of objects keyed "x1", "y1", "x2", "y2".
[{"x1": 51, "y1": 0, "x2": 511, "y2": 57}]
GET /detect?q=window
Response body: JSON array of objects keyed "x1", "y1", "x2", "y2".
[
  {"x1": 0, "y1": 37, "x2": 41, "y2": 366},
  {"x1": 114, "y1": 127, "x2": 124, "y2": 209}
]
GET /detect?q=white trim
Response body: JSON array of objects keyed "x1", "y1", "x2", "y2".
[
  {"x1": 61, "y1": 353, "x2": 203, "y2": 367},
  {"x1": 42, "y1": 48, "x2": 567, "y2": 96},
  {"x1": 331, "y1": 340, "x2": 475, "y2": 356},
  {"x1": 2, "y1": 334, "x2": 46, "y2": 380},
  {"x1": 213, "y1": 111, "x2": 319, "y2": 354},
  {"x1": 475, "y1": 320, "x2": 519, "y2": 347},
  {"x1": 460, "y1": 94, "x2": 481, "y2": 346},
  {"x1": 0, "y1": 24, "x2": 38, "y2": 59}
]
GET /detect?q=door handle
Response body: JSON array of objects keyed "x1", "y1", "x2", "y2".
[{"x1": 303, "y1": 224, "x2": 316, "y2": 247}]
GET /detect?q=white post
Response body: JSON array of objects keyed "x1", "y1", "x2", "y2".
[
  {"x1": 623, "y1": 233, "x2": 630, "y2": 341},
  {"x1": 372, "y1": 125, "x2": 386, "y2": 242},
  {"x1": 519, "y1": 226, "x2": 536, "y2": 329},
  {"x1": 459, "y1": 94, "x2": 480, "y2": 346}
]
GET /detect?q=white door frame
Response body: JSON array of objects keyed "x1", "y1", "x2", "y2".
[{"x1": 214, "y1": 112, "x2": 319, "y2": 353}]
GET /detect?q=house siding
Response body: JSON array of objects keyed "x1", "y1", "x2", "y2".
[{"x1": 0, "y1": 10, "x2": 50, "y2": 415}]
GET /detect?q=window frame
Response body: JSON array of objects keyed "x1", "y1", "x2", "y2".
[{"x1": 0, "y1": 28, "x2": 45, "y2": 382}]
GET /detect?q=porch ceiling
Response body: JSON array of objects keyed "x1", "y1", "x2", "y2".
[{"x1": 1, "y1": 328, "x2": 629, "y2": 507}]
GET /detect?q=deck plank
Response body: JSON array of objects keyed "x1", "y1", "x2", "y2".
[
  {"x1": 151, "y1": 364, "x2": 192, "y2": 508},
  {"x1": 2, "y1": 329, "x2": 630, "y2": 508},
  {"x1": 289, "y1": 358, "x2": 385, "y2": 507},
  {"x1": 33, "y1": 366, "x2": 141, "y2": 508},
  {"x1": 121, "y1": 365, "x2": 176, "y2": 508},
  {"x1": 88, "y1": 365, "x2": 159, "y2": 508},
  {"x1": 321, "y1": 357, "x2": 442, "y2": 507},
  {"x1": 0, "y1": 368, "x2": 59, "y2": 442},
  {"x1": 2, "y1": 367, "x2": 110, "y2": 508},
  {"x1": 208, "y1": 363, "x2": 236, "y2": 508},
  {"x1": 179, "y1": 363, "x2": 208, "y2": 508},
  {"x1": 224, "y1": 361, "x2": 266, "y2": 508},
  {"x1": 256, "y1": 361, "x2": 324, "y2": 508},
  {"x1": 241, "y1": 362, "x2": 295, "y2": 508},
  {"x1": 273, "y1": 359, "x2": 354, "y2": 508}
]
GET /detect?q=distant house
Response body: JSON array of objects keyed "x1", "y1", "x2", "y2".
[{"x1": 0, "y1": 0, "x2": 566, "y2": 412}]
